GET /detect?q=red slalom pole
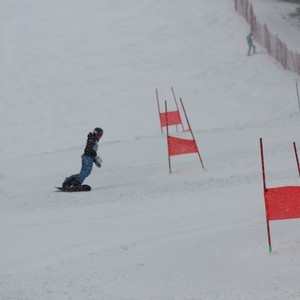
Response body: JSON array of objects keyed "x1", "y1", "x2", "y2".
[
  {"x1": 293, "y1": 142, "x2": 300, "y2": 179},
  {"x1": 180, "y1": 98, "x2": 205, "y2": 169},
  {"x1": 165, "y1": 101, "x2": 172, "y2": 173},
  {"x1": 171, "y1": 87, "x2": 184, "y2": 132},
  {"x1": 260, "y1": 138, "x2": 272, "y2": 253},
  {"x1": 260, "y1": 138, "x2": 267, "y2": 192}
]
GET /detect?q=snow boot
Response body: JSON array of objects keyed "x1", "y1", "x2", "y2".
[
  {"x1": 70, "y1": 179, "x2": 81, "y2": 187},
  {"x1": 62, "y1": 177, "x2": 72, "y2": 189}
]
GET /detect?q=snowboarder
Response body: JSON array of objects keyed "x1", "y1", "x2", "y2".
[
  {"x1": 246, "y1": 32, "x2": 256, "y2": 56},
  {"x1": 61, "y1": 127, "x2": 103, "y2": 191}
]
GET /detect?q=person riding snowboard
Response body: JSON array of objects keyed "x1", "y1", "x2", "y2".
[{"x1": 62, "y1": 127, "x2": 103, "y2": 190}]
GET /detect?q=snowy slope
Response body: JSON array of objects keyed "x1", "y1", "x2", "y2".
[{"x1": 1, "y1": 0, "x2": 300, "y2": 299}]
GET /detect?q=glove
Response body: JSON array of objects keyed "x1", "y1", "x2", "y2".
[{"x1": 94, "y1": 156, "x2": 102, "y2": 168}]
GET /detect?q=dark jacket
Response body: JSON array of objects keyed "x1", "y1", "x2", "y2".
[
  {"x1": 83, "y1": 132, "x2": 98, "y2": 158},
  {"x1": 247, "y1": 34, "x2": 253, "y2": 46}
]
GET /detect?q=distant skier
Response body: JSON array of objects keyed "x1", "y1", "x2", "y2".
[
  {"x1": 61, "y1": 127, "x2": 103, "y2": 191},
  {"x1": 247, "y1": 32, "x2": 256, "y2": 56}
]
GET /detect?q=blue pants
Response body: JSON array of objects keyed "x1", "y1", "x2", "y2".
[{"x1": 68, "y1": 155, "x2": 93, "y2": 184}]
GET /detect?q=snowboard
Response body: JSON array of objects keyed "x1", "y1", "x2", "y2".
[{"x1": 55, "y1": 184, "x2": 91, "y2": 192}]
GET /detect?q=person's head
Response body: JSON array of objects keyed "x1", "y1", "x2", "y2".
[{"x1": 93, "y1": 127, "x2": 103, "y2": 141}]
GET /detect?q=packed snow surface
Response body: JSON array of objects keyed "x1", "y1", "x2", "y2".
[{"x1": 1, "y1": 0, "x2": 300, "y2": 299}]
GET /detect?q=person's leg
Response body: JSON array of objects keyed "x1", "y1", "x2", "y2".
[
  {"x1": 62, "y1": 156, "x2": 93, "y2": 187},
  {"x1": 75, "y1": 155, "x2": 93, "y2": 184}
]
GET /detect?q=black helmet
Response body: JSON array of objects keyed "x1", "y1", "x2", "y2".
[{"x1": 93, "y1": 127, "x2": 103, "y2": 141}]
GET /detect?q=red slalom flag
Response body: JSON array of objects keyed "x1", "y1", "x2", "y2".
[
  {"x1": 159, "y1": 111, "x2": 182, "y2": 128},
  {"x1": 260, "y1": 138, "x2": 300, "y2": 253},
  {"x1": 165, "y1": 99, "x2": 205, "y2": 173},
  {"x1": 168, "y1": 136, "x2": 198, "y2": 156},
  {"x1": 156, "y1": 88, "x2": 184, "y2": 133},
  {"x1": 265, "y1": 186, "x2": 300, "y2": 221}
]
